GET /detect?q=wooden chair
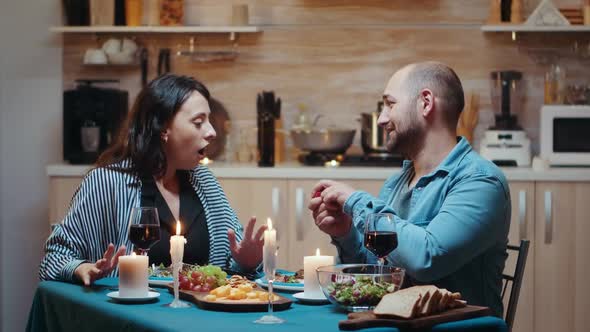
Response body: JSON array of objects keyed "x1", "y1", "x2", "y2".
[{"x1": 502, "y1": 239, "x2": 530, "y2": 332}]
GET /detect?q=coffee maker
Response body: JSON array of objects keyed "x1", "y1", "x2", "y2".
[
  {"x1": 63, "y1": 80, "x2": 128, "y2": 164},
  {"x1": 480, "y1": 71, "x2": 531, "y2": 167}
]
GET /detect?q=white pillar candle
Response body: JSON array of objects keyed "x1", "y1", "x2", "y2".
[
  {"x1": 304, "y1": 248, "x2": 334, "y2": 297},
  {"x1": 118, "y1": 252, "x2": 149, "y2": 297},
  {"x1": 263, "y1": 218, "x2": 277, "y2": 279},
  {"x1": 170, "y1": 221, "x2": 186, "y2": 265}
]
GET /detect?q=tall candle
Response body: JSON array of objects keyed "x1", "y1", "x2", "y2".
[
  {"x1": 118, "y1": 252, "x2": 149, "y2": 297},
  {"x1": 263, "y1": 218, "x2": 277, "y2": 279},
  {"x1": 170, "y1": 220, "x2": 186, "y2": 264},
  {"x1": 304, "y1": 248, "x2": 334, "y2": 297}
]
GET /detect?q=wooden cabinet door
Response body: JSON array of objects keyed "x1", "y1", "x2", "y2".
[
  {"x1": 505, "y1": 182, "x2": 535, "y2": 332},
  {"x1": 218, "y1": 179, "x2": 289, "y2": 266},
  {"x1": 534, "y1": 182, "x2": 576, "y2": 332},
  {"x1": 49, "y1": 177, "x2": 84, "y2": 225},
  {"x1": 285, "y1": 179, "x2": 384, "y2": 271},
  {"x1": 573, "y1": 183, "x2": 590, "y2": 332}
]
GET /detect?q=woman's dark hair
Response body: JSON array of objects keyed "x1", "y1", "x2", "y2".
[{"x1": 96, "y1": 74, "x2": 210, "y2": 177}]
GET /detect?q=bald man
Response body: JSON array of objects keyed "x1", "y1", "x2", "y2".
[{"x1": 309, "y1": 62, "x2": 510, "y2": 317}]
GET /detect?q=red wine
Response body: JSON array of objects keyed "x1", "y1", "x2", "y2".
[
  {"x1": 129, "y1": 224, "x2": 161, "y2": 250},
  {"x1": 364, "y1": 231, "x2": 398, "y2": 258}
]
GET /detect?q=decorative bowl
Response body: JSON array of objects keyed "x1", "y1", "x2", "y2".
[{"x1": 316, "y1": 264, "x2": 405, "y2": 312}]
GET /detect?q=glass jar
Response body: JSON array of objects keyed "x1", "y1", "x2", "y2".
[{"x1": 160, "y1": 0, "x2": 183, "y2": 26}]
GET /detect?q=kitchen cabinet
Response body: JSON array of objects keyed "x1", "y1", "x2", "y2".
[
  {"x1": 220, "y1": 178, "x2": 383, "y2": 270},
  {"x1": 505, "y1": 182, "x2": 535, "y2": 332},
  {"x1": 533, "y1": 182, "x2": 590, "y2": 332},
  {"x1": 48, "y1": 177, "x2": 84, "y2": 225}
]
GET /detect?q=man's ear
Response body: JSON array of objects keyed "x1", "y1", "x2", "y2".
[{"x1": 419, "y1": 89, "x2": 434, "y2": 118}]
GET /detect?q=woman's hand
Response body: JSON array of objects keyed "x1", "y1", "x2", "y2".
[
  {"x1": 74, "y1": 243, "x2": 126, "y2": 286},
  {"x1": 228, "y1": 217, "x2": 267, "y2": 271}
]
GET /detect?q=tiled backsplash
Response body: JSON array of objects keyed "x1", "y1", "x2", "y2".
[{"x1": 62, "y1": 0, "x2": 590, "y2": 158}]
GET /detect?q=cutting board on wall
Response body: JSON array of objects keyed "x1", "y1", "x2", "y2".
[{"x1": 338, "y1": 305, "x2": 492, "y2": 330}]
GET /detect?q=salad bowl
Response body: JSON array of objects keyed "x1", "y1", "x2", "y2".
[{"x1": 317, "y1": 264, "x2": 405, "y2": 312}]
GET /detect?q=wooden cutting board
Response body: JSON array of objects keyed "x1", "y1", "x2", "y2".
[
  {"x1": 338, "y1": 305, "x2": 492, "y2": 330},
  {"x1": 167, "y1": 286, "x2": 293, "y2": 312}
]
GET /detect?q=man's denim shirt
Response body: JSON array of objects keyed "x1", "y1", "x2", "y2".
[{"x1": 333, "y1": 137, "x2": 511, "y2": 317}]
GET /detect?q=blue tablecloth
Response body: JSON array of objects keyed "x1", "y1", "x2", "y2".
[{"x1": 27, "y1": 278, "x2": 507, "y2": 332}]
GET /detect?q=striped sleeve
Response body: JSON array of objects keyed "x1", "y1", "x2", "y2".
[{"x1": 39, "y1": 168, "x2": 120, "y2": 282}]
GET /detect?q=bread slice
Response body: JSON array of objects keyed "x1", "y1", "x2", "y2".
[{"x1": 374, "y1": 288, "x2": 423, "y2": 319}]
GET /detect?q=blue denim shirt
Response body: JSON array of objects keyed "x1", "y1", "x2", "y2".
[{"x1": 333, "y1": 137, "x2": 510, "y2": 317}]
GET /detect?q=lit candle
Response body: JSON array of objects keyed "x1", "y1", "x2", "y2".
[
  {"x1": 303, "y1": 248, "x2": 334, "y2": 297},
  {"x1": 170, "y1": 221, "x2": 187, "y2": 265},
  {"x1": 324, "y1": 160, "x2": 340, "y2": 168},
  {"x1": 263, "y1": 218, "x2": 277, "y2": 279},
  {"x1": 118, "y1": 252, "x2": 149, "y2": 297}
]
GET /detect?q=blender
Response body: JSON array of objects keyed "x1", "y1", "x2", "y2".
[{"x1": 480, "y1": 70, "x2": 531, "y2": 166}]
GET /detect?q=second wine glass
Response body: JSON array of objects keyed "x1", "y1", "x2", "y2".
[
  {"x1": 128, "y1": 207, "x2": 161, "y2": 256},
  {"x1": 364, "y1": 213, "x2": 398, "y2": 275}
]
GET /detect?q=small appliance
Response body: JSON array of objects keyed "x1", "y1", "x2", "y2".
[
  {"x1": 480, "y1": 70, "x2": 532, "y2": 167},
  {"x1": 63, "y1": 79, "x2": 128, "y2": 164},
  {"x1": 540, "y1": 105, "x2": 590, "y2": 166}
]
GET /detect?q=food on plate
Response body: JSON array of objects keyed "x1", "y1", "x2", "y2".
[
  {"x1": 327, "y1": 276, "x2": 396, "y2": 307},
  {"x1": 205, "y1": 275, "x2": 279, "y2": 302},
  {"x1": 373, "y1": 285, "x2": 465, "y2": 319},
  {"x1": 149, "y1": 263, "x2": 172, "y2": 278},
  {"x1": 178, "y1": 264, "x2": 227, "y2": 292},
  {"x1": 274, "y1": 269, "x2": 304, "y2": 283}
]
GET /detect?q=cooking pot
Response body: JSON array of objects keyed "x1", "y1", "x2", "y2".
[
  {"x1": 360, "y1": 107, "x2": 389, "y2": 155},
  {"x1": 291, "y1": 128, "x2": 355, "y2": 154}
]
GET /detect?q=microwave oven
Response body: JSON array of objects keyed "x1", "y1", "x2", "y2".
[{"x1": 540, "y1": 105, "x2": 590, "y2": 166}]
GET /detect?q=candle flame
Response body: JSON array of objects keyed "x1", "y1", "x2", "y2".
[
  {"x1": 131, "y1": 252, "x2": 137, "y2": 257},
  {"x1": 176, "y1": 221, "x2": 181, "y2": 235},
  {"x1": 267, "y1": 218, "x2": 273, "y2": 231},
  {"x1": 316, "y1": 248, "x2": 320, "y2": 256}
]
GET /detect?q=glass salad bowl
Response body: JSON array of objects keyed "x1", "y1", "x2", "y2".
[{"x1": 316, "y1": 264, "x2": 405, "y2": 312}]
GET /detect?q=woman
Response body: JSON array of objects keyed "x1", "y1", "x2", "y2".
[{"x1": 40, "y1": 74, "x2": 265, "y2": 286}]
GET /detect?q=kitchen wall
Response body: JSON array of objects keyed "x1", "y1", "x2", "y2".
[
  {"x1": 0, "y1": 1, "x2": 62, "y2": 331},
  {"x1": 62, "y1": 0, "x2": 590, "y2": 156}
]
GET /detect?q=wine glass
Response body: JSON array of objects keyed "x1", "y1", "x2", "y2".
[
  {"x1": 364, "y1": 213, "x2": 398, "y2": 275},
  {"x1": 128, "y1": 207, "x2": 161, "y2": 256}
]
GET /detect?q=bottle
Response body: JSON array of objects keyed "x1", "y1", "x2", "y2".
[
  {"x1": 584, "y1": 0, "x2": 590, "y2": 26},
  {"x1": 554, "y1": 64, "x2": 567, "y2": 104},
  {"x1": 544, "y1": 66, "x2": 556, "y2": 104},
  {"x1": 488, "y1": 0, "x2": 502, "y2": 24},
  {"x1": 510, "y1": 0, "x2": 523, "y2": 23}
]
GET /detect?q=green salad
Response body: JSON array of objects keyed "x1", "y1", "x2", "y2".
[{"x1": 327, "y1": 276, "x2": 396, "y2": 307}]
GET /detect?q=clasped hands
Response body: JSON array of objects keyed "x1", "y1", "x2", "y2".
[{"x1": 308, "y1": 180, "x2": 356, "y2": 238}]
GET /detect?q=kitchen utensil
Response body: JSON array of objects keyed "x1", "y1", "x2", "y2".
[
  {"x1": 257, "y1": 91, "x2": 281, "y2": 167},
  {"x1": 290, "y1": 128, "x2": 355, "y2": 154},
  {"x1": 360, "y1": 102, "x2": 389, "y2": 155},
  {"x1": 157, "y1": 48, "x2": 171, "y2": 75}
]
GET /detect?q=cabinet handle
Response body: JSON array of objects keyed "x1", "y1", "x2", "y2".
[
  {"x1": 518, "y1": 190, "x2": 527, "y2": 240},
  {"x1": 544, "y1": 191, "x2": 553, "y2": 244},
  {"x1": 272, "y1": 187, "x2": 280, "y2": 240},
  {"x1": 295, "y1": 187, "x2": 304, "y2": 241}
]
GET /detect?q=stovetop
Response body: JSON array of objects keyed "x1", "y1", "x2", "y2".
[{"x1": 299, "y1": 153, "x2": 404, "y2": 167}]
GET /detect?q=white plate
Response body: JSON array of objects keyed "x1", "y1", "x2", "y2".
[
  {"x1": 107, "y1": 291, "x2": 160, "y2": 303},
  {"x1": 292, "y1": 292, "x2": 330, "y2": 304},
  {"x1": 255, "y1": 278, "x2": 304, "y2": 292},
  {"x1": 148, "y1": 277, "x2": 173, "y2": 286}
]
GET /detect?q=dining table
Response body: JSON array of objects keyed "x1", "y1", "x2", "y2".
[{"x1": 27, "y1": 278, "x2": 508, "y2": 332}]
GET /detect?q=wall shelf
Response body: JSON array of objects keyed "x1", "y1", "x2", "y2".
[
  {"x1": 49, "y1": 26, "x2": 261, "y2": 33},
  {"x1": 482, "y1": 24, "x2": 590, "y2": 32}
]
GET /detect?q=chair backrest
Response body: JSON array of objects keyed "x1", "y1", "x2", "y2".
[{"x1": 501, "y1": 239, "x2": 530, "y2": 332}]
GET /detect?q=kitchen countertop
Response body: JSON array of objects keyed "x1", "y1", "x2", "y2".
[{"x1": 47, "y1": 162, "x2": 590, "y2": 182}]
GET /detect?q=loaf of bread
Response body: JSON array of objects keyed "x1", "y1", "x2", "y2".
[{"x1": 373, "y1": 285, "x2": 465, "y2": 319}]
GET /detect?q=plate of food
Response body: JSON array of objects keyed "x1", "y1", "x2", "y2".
[
  {"x1": 169, "y1": 275, "x2": 292, "y2": 312},
  {"x1": 148, "y1": 264, "x2": 172, "y2": 286},
  {"x1": 255, "y1": 269, "x2": 304, "y2": 292}
]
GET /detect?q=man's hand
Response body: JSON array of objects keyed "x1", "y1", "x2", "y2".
[
  {"x1": 228, "y1": 217, "x2": 266, "y2": 271},
  {"x1": 74, "y1": 243, "x2": 126, "y2": 286},
  {"x1": 308, "y1": 180, "x2": 356, "y2": 238}
]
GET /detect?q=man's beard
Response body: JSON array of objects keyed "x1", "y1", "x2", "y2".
[{"x1": 386, "y1": 122, "x2": 424, "y2": 159}]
